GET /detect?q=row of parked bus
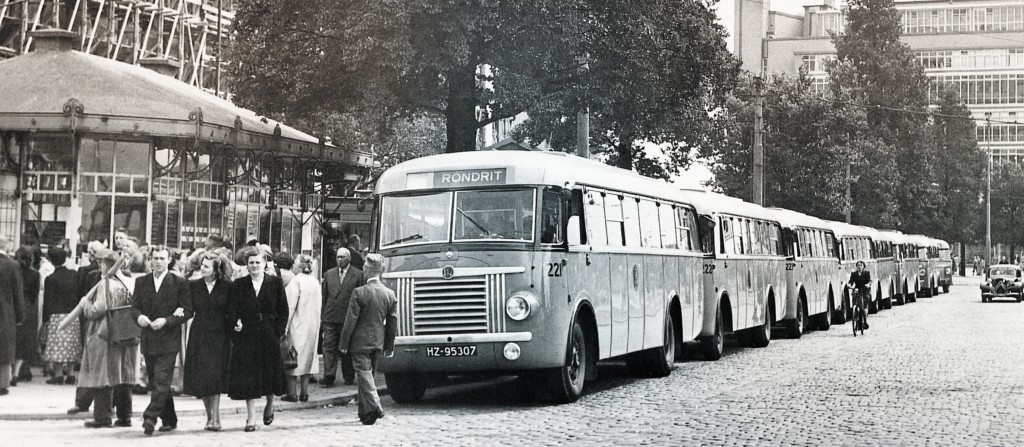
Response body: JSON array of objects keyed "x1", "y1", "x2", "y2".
[{"x1": 370, "y1": 151, "x2": 954, "y2": 404}]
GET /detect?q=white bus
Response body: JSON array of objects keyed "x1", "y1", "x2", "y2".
[
  {"x1": 688, "y1": 192, "x2": 787, "y2": 349},
  {"x1": 770, "y1": 208, "x2": 845, "y2": 337},
  {"x1": 372, "y1": 151, "x2": 710, "y2": 403},
  {"x1": 911, "y1": 235, "x2": 950, "y2": 296},
  {"x1": 867, "y1": 227, "x2": 899, "y2": 309},
  {"x1": 880, "y1": 230, "x2": 922, "y2": 304},
  {"x1": 934, "y1": 238, "x2": 953, "y2": 293},
  {"x1": 828, "y1": 221, "x2": 884, "y2": 316}
]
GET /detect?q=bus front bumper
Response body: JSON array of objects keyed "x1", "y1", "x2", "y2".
[{"x1": 379, "y1": 332, "x2": 566, "y2": 373}]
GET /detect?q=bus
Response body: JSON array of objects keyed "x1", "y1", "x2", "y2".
[
  {"x1": 770, "y1": 208, "x2": 845, "y2": 337},
  {"x1": 867, "y1": 227, "x2": 899, "y2": 309},
  {"x1": 372, "y1": 151, "x2": 710, "y2": 403},
  {"x1": 828, "y1": 221, "x2": 883, "y2": 316},
  {"x1": 882, "y1": 230, "x2": 922, "y2": 304},
  {"x1": 934, "y1": 238, "x2": 953, "y2": 293},
  {"x1": 909, "y1": 234, "x2": 941, "y2": 297},
  {"x1": 688, "y1": 192, "x2": 787, "y2": 349}
]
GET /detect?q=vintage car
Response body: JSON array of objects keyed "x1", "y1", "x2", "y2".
[{"x1": 981, "y1": 265, "x2": 1024, "y2": 302}]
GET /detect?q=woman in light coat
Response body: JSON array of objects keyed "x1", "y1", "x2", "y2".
[{"x1": 281, "y1": 254, "x2": 321, "y2": 402}]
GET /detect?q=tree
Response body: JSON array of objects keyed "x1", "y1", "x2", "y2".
[
  {"x1": 704, "y1": 74, "x2": 897, "y2": 225},
  {"x1": 827, "y1": 0, "x2": 933, "y2": 230},
  {"x1": 991, "y1": 162, "x2": 1024, "y2": 256},
  {"x1": 228, "y1": 0, "x2": 738, "y2": 163}
]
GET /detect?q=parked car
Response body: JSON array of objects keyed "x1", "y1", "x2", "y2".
[{"x1": 981, "y1": 265, "x2": 1024, "y2": 303}]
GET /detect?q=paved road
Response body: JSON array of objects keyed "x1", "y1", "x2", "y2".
[{"x1": 5, "y1": 276, "x2": 1023, "y2": 446}]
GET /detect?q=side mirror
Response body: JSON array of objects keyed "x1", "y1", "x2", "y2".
[{"x1": 567, "y1": 215, "x2": 582, "y2": 246}]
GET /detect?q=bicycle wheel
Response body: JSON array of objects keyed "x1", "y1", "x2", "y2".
[{"x1": 851, "y1": 303, "x2": 858, "y2": 337}]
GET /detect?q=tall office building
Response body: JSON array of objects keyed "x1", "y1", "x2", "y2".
[{"x1": 724, "y1": 0, "x2": 1024, "y2": 161}]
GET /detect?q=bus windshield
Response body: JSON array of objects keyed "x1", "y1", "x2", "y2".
[{"x1": 379, "y1": 188, "x2": 536, "y2": 248}]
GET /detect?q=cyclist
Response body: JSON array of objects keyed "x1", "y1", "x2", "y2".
[{"x1": 847, "y1": 260, "x2": 871, "y2": 330}]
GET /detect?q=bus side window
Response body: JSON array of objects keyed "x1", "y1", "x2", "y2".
[
  {"x1": 740, "y1": 219, "x2": 751, "y2": 255},
  {"x1": 675, "y1": 207, "x2": 692, "y2": 251},
  {"x1": 622, "y1": 197, "x2": 642, "y2": 248},
  {"x1": 659, "y1": 204, "x2": 678, "y2": 250},
  {"x1": 584, "y1": 191, "x2": 605, "y2": 245},
  {"x1": 604, "y1": 194, "x2": 625, "y2": 246},
  {"x1": 749, "y1": 221, "x2": 762, "y2": 255},
  {"x1": 540, "y1": 188, "x2": 565, "y2": 245},
  {"x1": 721, "y1": 217, "x2": 733, "y2": 254},
  {"x1": 825, "y1": 233, "x2": 836, "y2": 258},
  {"x1": 770, "y1": 224, "x2": 781, "y2": 255},
  {"x1": 638, "y1": 200, "x2": 661, "y2": 248},
  {"x1": 686, "y1": 210, "x2": 701, "y2": 253}
]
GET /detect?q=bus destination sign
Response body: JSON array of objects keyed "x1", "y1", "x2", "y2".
[{"x1": 433, "y1": 169, "x2": 507, "y2": 187}]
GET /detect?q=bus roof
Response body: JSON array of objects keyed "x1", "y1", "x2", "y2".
[
  {"x1": 768, "y1": 208, "x2": 833, "y2": 232},
  {"x1": 826, "y1": 220, "x2": 874, "y2": 239},
  {"x1": 374, "y1": 151, "x2": 696, "y2": 204},
  {"x1": 687, "y1": 191, "x2": 781, "y2": 222}
]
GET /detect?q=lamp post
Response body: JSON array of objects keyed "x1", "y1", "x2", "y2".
[{"x1": 986, "y1": 114, "x2": 992, "y2": 269}]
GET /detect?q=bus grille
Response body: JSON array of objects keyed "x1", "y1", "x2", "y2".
[{"x1": 393, "y1": 274, "x2": 506, "y2": 336}]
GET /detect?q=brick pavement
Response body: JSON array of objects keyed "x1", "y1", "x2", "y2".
[{"x1": 4, "y1": 275, "x2": 1024, "y2": 446}]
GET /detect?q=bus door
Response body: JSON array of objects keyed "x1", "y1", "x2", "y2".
[{"x1": 622, "y1": 197, "x2": 646, "y2": 352}]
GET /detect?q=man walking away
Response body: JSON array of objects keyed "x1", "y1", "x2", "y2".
[
  {"x1": 0, "y1": 236, "x2": 24, "y2": 396},
  {"x1": 320, "y1": 248, "x2": 362, "y2": 387},
  {"x1": 132, "y1": 246, "x2": 193, "y2": 435},
  {"x1": 339, "y1": 254, "x2": 396, "y2": 425}
]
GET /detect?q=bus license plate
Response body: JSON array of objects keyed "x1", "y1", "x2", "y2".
[{"x1": 425, "y1": 345, "x2": 477, "y2": 357}]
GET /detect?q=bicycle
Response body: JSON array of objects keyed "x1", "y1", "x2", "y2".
[{"x1": 850, "y1": 287, "x2": 868, "y2": 336}]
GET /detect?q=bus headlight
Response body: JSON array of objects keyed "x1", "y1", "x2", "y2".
[{"x1": 506, "y1": 293, "x2": 538, "y2": 321}]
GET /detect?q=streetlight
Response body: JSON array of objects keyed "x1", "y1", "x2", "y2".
[{"x1": 986, "y1": 113, "x2": 992, "y2": 269}]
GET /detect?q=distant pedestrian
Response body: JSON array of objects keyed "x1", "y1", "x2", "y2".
[
  {"x1": 42, "y1": 247, "x2": 80, "y2": 385},
  {"x1": 282, "y1": 254, "x2": 322, "y2": 403},
  {"x1": 339, "y1": 254, "x2": 397, "y2": 425},
  {"x1": 347, "y1": 235, "x2": 365, "y2": 270},
  {"x1": 13, "y1": 246, "x2": 40, "y2": 385},
  {"x1": 274, "y1": 252, "x2": 295, "y2": 288},
  {"x1": 132, "y1": 246, "x2": 193, "y2": 435},
  {"x1": 320, "y1": 248, "x2": 362, "y2": 387},
  {"x1": 183, "y1": 252, "x2": 232, "y2": 432},
  {"x1": 227, "y1": 247, "x2": 288, "y2": 432},
  {"x1": 0, "y1": 236, "x2": 25, "y2": 396}
]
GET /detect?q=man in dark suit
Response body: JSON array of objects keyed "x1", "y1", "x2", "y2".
[
  {"x1": 321, "y1": 247, "x2": 362, "y2": 387},
  {"x1": 131, "y1": 246, "x2": 192, "y2": 435},
  {"x1": 0, "y1": 236, "x2": 24, "y2": 396},
  {"x1": 340, "y1": 254, "x2": 396, "y2": 425}
]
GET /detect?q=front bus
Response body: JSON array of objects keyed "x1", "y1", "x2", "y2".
[
  {"x1": 935, "y1": 239, "x2": 953, "y2": 293},
  {"x1": 373, "y1": 151, "x2": 707, "y2": 404}
]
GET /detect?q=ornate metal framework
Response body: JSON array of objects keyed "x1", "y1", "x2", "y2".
[{"x1": 0, "y1": 0, "x2": 233, "y2": 95}]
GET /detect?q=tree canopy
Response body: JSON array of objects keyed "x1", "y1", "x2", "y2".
[{"x1": 228, "y1": 0, "x2": 738, "y2": 172}]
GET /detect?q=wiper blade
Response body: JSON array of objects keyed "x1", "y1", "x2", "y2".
[
  {"x1": 383, "y1": 234, "x2": 423, "y2": 246},
  {"x1": 457, "y1": 208, "x2": 490, "y2": 235}
]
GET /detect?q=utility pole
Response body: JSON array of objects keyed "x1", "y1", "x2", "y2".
[
  {"x1": 752, "y1": 76, "x2": 765, "y2": 205},
  {"x1": 845, "y1": 162, "x2": 852, "y2": 223},
  {"x1": 986, "y1": 116, "x2": 992, "y2": 269},
  {"x1": 575, "y1": 54, "x2": 590, "y2": 159}
]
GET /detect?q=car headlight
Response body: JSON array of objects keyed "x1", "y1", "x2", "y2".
[{"x1": 506, "y1": 293, "x2": 539, "y2": 321}]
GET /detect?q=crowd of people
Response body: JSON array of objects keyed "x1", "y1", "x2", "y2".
[{"x1": 0, "y1": 230, "x2": 398, "y2": 433}]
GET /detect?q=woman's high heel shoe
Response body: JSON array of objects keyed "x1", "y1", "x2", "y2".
[
  {"x1": 263, "y1": 406, "x2": 274, "y2": 426},
  {"x1": 244, "y1": 425, "x2": 256, "y2": 432}
]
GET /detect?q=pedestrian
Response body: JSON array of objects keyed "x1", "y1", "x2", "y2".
[
  {"x1": 226, "y1": 247, "x2": 288, "y2": 432},
  {"x1": 274, "y1": 252, "x2": 295, "y2": 288},
  {"x1": 339, "y1": 254, "x2": 396, "y2": 425},
  {"x1": 183, "y1": 252, "x2": 232, "y2": 432},
  {"x1": 42, "y1": 247, "x2": 81, "y2": 385},
  {"x1": 320, "y1": 247, "x2": 362, "y2": 387},
  {"x1": 79, "y1": 249, "x2": 138, "y2": 428},
  {"x1": 347, "y1": 235, "x2": 365, "y2": 270},
  {"x1": 0, "y1": 236, "x2": 25, "y2": 396},
  {"x1": 132, "y1": 245, "x2": 193, "y2": 435},
  {"x1": 13, "y1": 246, "x2": 40, "y2": 385},
  {"x1": 282, "y1": 254, "x2": 321, "y2": 403}
]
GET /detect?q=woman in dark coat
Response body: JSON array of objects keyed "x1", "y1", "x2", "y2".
[
  {"x1": 41, "y1": 247, "x2": 81, "y2": 384},
  {"x1": 227, "y1": 247, "x2": 288, "y2": 432},
  {"x1": 13, "y1": 246, "x2": 40, "y2": 384},
  {"x1": 184, "y1": 252, "x2": 233, "y2": 431}
]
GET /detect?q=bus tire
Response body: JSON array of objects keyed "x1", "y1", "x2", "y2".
[
  {"x1": 814, "y1": 296, "x2": 833, "y2": 331},
  {"x1": 868, "y1": 295, "x2": 879, "y2": 314},
  {"x1": 632, "y1": 316, "x2": 676, "y2": 378},
  {"x1": 785, "y1": 298, "x2": 807, "y2": 339},
  {"x1": 548, "y1": 319, "x2": 587, "y2": 404},
  {"x1": 385, "y1": 373, "x2": 427, "y2": 403},
  {"x1": 748, "y1": 305, "x2": 771, "y2": 348},
  {"x1": 833, "y1": 293, "x2": 848, "y2": 325},
  {"x1": 700, "y1": 305, "x2": 724, "y2": 361},
  {"x1": 908, "y1": 292, "x2": 917, "y2": 303},
  {"x1": 942, "y1": 285, "x2": 950, "y2": 294}
]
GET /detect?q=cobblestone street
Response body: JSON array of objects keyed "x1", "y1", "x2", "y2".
[{"x1": 5, "y1": 276, "x2": 1023, "y2": 446}]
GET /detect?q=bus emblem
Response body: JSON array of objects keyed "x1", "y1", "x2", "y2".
[{"x1": 442, "y1": 265, "x2": 455, "y2": 280}]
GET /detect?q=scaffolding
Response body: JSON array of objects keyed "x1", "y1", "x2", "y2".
[{"x1": 0, "y1": 0, "x2": 233, "y2": 96}]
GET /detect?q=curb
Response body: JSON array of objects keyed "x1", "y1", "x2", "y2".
[{"x1": 0, "y1": 387, "x2": 389, "y2": 422}]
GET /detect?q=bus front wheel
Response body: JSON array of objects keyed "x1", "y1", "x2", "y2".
[
  {"x1": 548, "y1": 319, "x2": 587, "y2": 404},
  {"x1": 385, "y1": 372, "x2": 427, "y2": 403},
  {"x1": 700, "y1": 305, "x2": 724, "y2": 361}
]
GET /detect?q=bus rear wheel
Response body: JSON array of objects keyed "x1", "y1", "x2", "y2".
[
  {"x1": 942, "y1": 285, "x2": 950, "y2": 294},
  {"x1": 833, "y1": 294, "x2": 848, "y2": 324},
  {"x1": 629, "y1": 316, "x2": 676, "y2": 377},
  {"x1": 700, "y1": 305, "x2": 724, "y2": 361},
  {"x1": 748, "y1": 305, "x2": 771, "y2": 348},
  {"x1": 814, "y1": 296, "x2": 833, "y2": 331},
  {"x1": 547, "y1": 319, "x2": 587, "y2": 404},
  {"x1": 385, "y1": 372, "x2": 427, "y2": 403}
]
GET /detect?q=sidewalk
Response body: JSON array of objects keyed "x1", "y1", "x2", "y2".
[{"x1": 0, "y1": 367, "x2": 387, "y2": 421}]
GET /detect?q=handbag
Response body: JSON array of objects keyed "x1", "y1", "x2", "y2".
[
  {"x1": 280, "y1": 280, "x2": 301, "y2": 370},
  {"x1": 99, "y1": 276, "x2": 141, "y2": 345}
]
